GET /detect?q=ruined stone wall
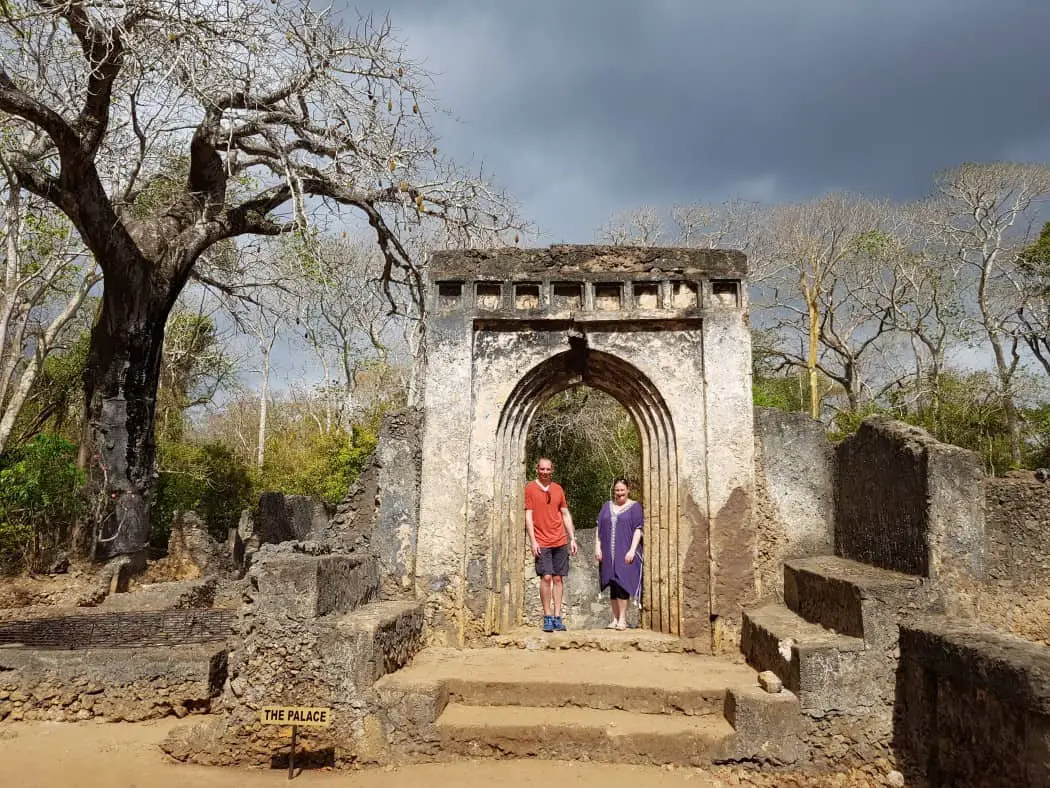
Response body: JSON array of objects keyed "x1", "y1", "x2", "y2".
[
  {"x1": 325, "y1": 409, "x2": 422, "y2": 599},
  {"x1": 0, "y1": 644, "x2": 226, "y2": 723},
  {"x1": 835, "y1": 418, "x2": 984, "y2": 589},
  {"x1": 0, "y1": 609, "x2": 237, "y2": 648},
  {"x1": 895, "y1": 620, "x2": 1050, "y2": 786},
  {"x1": 753, "y1": 408, "x2": 834, "y2": 600},
  {"x1": 974, "y1": 475, "x2": 1050, "y2": 644},
  {"x1": 372, "y1": 409, "x2": 423, "y2": 598},
  {"x1": 255, "y1": 492, "x2": 328, "y2": 546},
  {"x1": 162, "y1": 544, "x2": 424, "y2": 767}
]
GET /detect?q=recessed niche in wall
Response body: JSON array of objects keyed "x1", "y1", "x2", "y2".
[
  {"x1": 476, "y1": 282, "x2": 502, "y2": 311},
  {"x1": 594, "y1": 283, "x2": 622, "y2": 311},
  {"x1": 671, "y1": 281, "x2": 698, "y2": 309},
  {"x1": 634, "y1": 282, "x2": 660, "y2": 309},
  {"x1": 712, "y1": 279, "x2": 740, "y2": 307},
  {"x1": 515, "y1": 282, "x2": 541, "y2": 310},
  {"x1": 437, "y1": 281, "x2": 462, "y2": 309},
  {"x1": 552, "y1": 282, "x2": 582, "y2": 310}
]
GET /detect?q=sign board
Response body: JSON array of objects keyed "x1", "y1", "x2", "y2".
[{"x1": 260, "y1": 706, "x2": 332, "y2": 727}]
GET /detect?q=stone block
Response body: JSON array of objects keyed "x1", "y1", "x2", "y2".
[
  {"x1": 834, "y1": 417, "x2": 984, "y2": 584},
  {"x1": 741, "y1": 602, "x2": 869, "y2": 714},
  {"x1": 255, "y1": 492, "x2": 293, "y2": 545},
  {"x1": 784, "y1": 555, "x2": 938, "y2": 648},
  {"x1": 895, "y1": 619, "x2": 1050, "y2": 786},
  {"x1": 757, "y1": 670, "x2": 782, "y2": 693},
  {"x1": 723, "y1": 683, "x2": 805, "y2": 763},
  {"x1": 250, "y1": 550, "x2": 378, "y2": 618},
  {"x1": 333, "y1": 600, "x2": 425, "y2": 689},
  {"x1": 285, "y1": 495, "x2": 328, "y2": 541}
]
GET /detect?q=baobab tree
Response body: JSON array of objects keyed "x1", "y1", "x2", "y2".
[{"x1": 0, "y1": 0, "x2": 520, "y2": 560}]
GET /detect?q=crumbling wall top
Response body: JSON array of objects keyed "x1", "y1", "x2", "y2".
[{"x1": 429, "y1": 245, "x2": 747, "y2": 280}]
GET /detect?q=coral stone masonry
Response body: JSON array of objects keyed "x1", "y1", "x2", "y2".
[{"x1": 418, "y1": 246, "x2": 755, "y2": 647}]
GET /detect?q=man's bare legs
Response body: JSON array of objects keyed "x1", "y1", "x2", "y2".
[
  {"x1": 540, "y1": 574, "x2": 553, "y2": 616},
  {"x1": 552, "y1": 575, "x2": 564, "y2": 618}
]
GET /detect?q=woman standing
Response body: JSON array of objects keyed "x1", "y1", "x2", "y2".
[{"x1": 594, "y1": 477, "x2": 643, "y2": 630}]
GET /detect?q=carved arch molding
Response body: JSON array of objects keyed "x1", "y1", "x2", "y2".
[{"x1": 416, "y1": 246, "x2": 755, "y2": 647}]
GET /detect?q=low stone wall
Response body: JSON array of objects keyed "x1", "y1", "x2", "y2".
[
  {"x1": 894, "y1": 619, "x2": 1050, "y2": 786},
  {"x1": 974, "y1": 475, "x2": 1050, "y2": 643},
  {"x1": 0, "y1": 609, "x2": 237, "y2": 648},
  {"x1": 753, "y1": 408, "x2": 834, "y2": 600},
  {"x1": 835, "y1": 418, "x2": 984, "y2": 587},
  {"x1": 803, "y1": 711, "x2": 896, "y2": 773},
  {"x1": 0, "y1": 644, "x2": 227, "y2": 722}
]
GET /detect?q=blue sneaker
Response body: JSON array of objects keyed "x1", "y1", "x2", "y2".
[
  {"x1": 553, "y1": 616, "x2": 566, "y2": 631},
  {"x1": 542, "y1": 615, "x2": 554, "y2": 632}
]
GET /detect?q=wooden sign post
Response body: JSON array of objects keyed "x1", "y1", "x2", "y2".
[{"x1": 260, "y1": 706, "x2": 332, "y2": 779}]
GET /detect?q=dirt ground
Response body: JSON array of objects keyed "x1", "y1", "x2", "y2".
[{"x1": 0, "y1": 718, "x2": 890, "y2": 788}]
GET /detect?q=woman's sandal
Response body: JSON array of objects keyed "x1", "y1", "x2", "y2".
[
  {"x1": 615, "y1": 621, "x2": 628, "y2": 630},
  {"x1": 605, "y1": 621, "x2": 620, "y2": 630}
]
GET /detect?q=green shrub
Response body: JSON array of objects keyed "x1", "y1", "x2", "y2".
[
  {"x1": 256, "y1": 425, "x2": 377, "y2": 505},
  {"x1": 0, "y1": 434, "x2": 84, "y2": 571},
  {"x1": 152, "y1": 439, "x2": 254, "y2": 547}
]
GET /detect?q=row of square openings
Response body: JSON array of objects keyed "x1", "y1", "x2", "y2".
[{"x1": 436, "y1": 280, "x2": 740, "y2": 311}]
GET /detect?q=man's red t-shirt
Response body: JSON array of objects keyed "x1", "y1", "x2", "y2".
[{"x1": 525, "y1": 481, "x2": 568, "y2": 548}]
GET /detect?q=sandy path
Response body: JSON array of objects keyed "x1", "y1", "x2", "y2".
[{"x1": 0, "y1": 719, "x2": 726, "y2": 788}]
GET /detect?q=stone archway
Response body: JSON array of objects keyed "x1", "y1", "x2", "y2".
[
  {"x1": 414, "y1": 246, "x2": 756, "y2": 651},
  {"x1": 491, "y1": 340, "x2": 684, "y2": 635}
]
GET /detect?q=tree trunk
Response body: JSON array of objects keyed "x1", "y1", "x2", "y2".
[
  {"x1": 85, "y1": 277, "x2": 172, "y2": 561},
  {"x1": 806, "y1": 291, "x2": 821, "y2": 420},
  {"x1": 0, "y1": 354, "x2": 40, "y2": 453},
  {"x1": 256, "y1": 344, "x2": 270, "y2": 468}
]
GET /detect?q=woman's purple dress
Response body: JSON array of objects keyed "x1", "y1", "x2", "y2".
[{"x1": 597, "y1": 500, "x2": 644, "y2": 600}]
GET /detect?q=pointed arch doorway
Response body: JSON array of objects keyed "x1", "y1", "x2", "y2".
[
  {"x1": 415, "y1": 246, "x2": 755, "y2": 652},
  {"x1": 490, "y1": 338, "x2": 684, "y2": 635}
]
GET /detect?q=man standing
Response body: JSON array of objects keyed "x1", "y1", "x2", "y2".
[{"x1": 524, "y1": 457, "x2": 577, "y2": 632}]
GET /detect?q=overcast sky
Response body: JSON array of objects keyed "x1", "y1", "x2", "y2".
[{"x1": 347, "y1": 0, "x2": 1050, "y2": 243}]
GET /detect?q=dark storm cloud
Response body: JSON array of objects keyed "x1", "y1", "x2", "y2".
[{"x1": 348, "y1": 0, "x2": 1050, "y2": 240}]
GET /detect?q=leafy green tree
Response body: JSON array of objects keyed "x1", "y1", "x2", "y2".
[
  {"x1": 156, "y1": 310, "x2": 232, "y2": 442},
  {"x1": 0, "y1": 177, "x2": 99, "y2": 455},
  {"x1": 151, "y1": 439, "x2": 253, "y2": 547},
  {"x1": 1024, "y1": 402, "x2": 1050, "y2": 469},
  {"x1": 9, "y1": 330, "x2": 91, "y2": 447},
  {"x1": 0, "y1": 434, "x2": 84, "y2": 571},
  {"x1": 526, "y1": 388, "x2": 641, "y2": 527},
  {"x1": 256, "y1": 424, "x2": 377, "y2": 506}
]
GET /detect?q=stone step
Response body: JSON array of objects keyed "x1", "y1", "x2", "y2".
[
  {"x1": 741, "y1": 602, "x2": 870, "y2": 714},
  {"x1": 487, "y1": 627, "x2": 704, "y2": 653},
  {"x1": 436, "y1": 702, "x2": 736, "y2": 765},
  {"x1": 783, "y1": 556, "x2": 938, "y2": 647},
  {"x1": 377, "y1": 646, "x2": 756, "y2": 716}
]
